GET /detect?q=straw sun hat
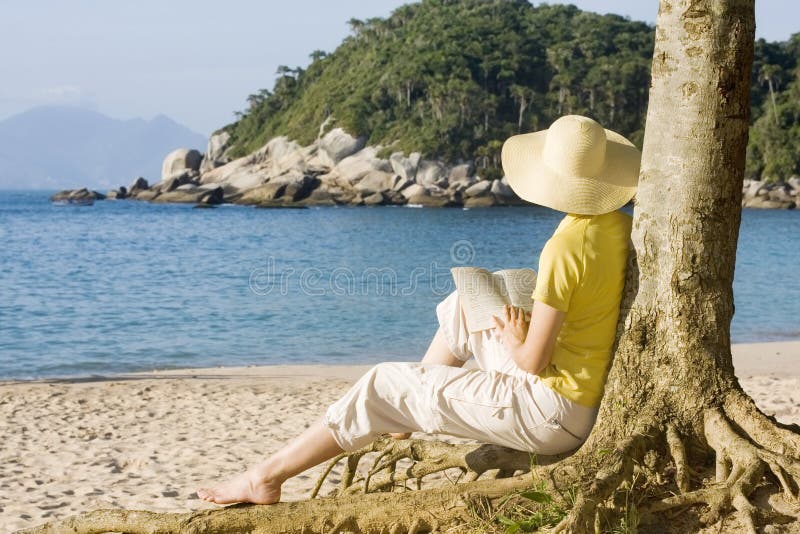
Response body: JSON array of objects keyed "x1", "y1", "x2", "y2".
[{"x1": 501, "y1": 115, "x2": 641, "y2": 215}]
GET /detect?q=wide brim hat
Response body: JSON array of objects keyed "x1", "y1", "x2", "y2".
[{"x1": 501, "y1": 115, "x2": 641, "y2": 215}]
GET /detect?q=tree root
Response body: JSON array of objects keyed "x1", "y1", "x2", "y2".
[
  {"x1": 642, "y1": 407, "x2": 799, "y2": 534},
  {"x1": 550, "y1": 430, "x2": 654, "y2": 533},
  {"x1": 18, "y1": 475, "x2": 533, "y2": 534},
  {"x1": 311, "y1": 436, "x2": 547, "y2": 497}
]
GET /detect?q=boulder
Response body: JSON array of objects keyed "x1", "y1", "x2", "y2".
[
  {"x1": 299, "y1": 188, "x2": 338, "y2": 206},
  {"x1": 464, "y1": 180, "x2": 493, "y2": 197},
  {"x1": 335, "y1": 147, "x2": 391, "y2": 183},
  {"x1": 400, "y1": 183, "x2": 426, "y2": 200},
  {"x1": 133, "y1": 189, "x2": 160, "y2": 201},
  {"x1": 384, "y1": 190, "x2": 407, "y2": 205},
  {"x1": 363, "y1": 192, "x2": 386, "y2": 206},
  {"x1": 389, "y1": 152, "x2": 420, "y2": 182},
  {"x1": 106, "y1": 186, "x2": 127, "y2": 200},
  {"x1": 154, "y1": 171, "x2": 198, "y2": 193},
  {"x1": 490, "y1": 178, "x2": 515, "y2": 198},
  {"x1": 743, "y1": 196, "x2": 795, "y2": 209},
  {"x1": 318, "y1": 128, "x2": 366, "y2": 166},
  {"x1": 270, "y1": 172, "x2": 319, "y2": 201},
  {"x1": 255, "y1": 136, "x2": 307, "y2": 177},
  {"x1": 200, "y1": 131, "x2": 233, "y2": 172},
  {"x1": 153, "y1": 185, "x2": 223, "y2": 205},
  {"x1": 162, "y1": 148, "x2": 202, "y2": 181},
  {"x1": 767, "y1": 184, "x2": 794, "y2": 203},
  {"x1": 392, "y1": 176, "x2": 413, "y2": 192},
  {"x1": 787, "y1": 176, "x2": 800, "y2": 193},
  {"x1": 744, "y1": 180, "x2": 767, "y2": 199},
  {"x1": 449, "y1": 163, "x2": 474, "y2": 183},
  {"x1": 415, "y1": 160, "x2": 447, "y2": 187},
  {"x1": 50, "y1": 188, "x2": 105, "y2": 202},
  {"x1": 406, "y1": 192, "x2": 454, "y2": 208},
  {"x1": 237, "y1": 183, "x2": 288, "y2": 205},
  {"x1": 128, "y1": 177, "x2": 149, "y2": 195},
  {"x1": 464, "y1": 195, "x2": 498, "y2": 208},
  {"x1": 355, "y1": 171, "x2": 395, "y2": 195}
]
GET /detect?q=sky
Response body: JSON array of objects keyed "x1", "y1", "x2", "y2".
[{"x1": 0, "y1": 1, "x2": 796, "y2": 138}]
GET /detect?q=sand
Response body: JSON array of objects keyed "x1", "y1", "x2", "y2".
[{"x1": 1, "y1": 341, "x2": 799, "y2": 533}]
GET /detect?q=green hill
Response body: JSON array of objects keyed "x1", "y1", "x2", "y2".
[{"x1": 221, "y1": 0, "x2": 800, "y2": 182}]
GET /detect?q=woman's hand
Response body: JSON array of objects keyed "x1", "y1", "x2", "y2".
[{"x1": 492, "y1": 304, "x2": 530, "y2": 350}]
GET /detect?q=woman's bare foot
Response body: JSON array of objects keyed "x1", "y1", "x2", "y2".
[
  {"x1": 389, "y1": 432, "x2": 412, "y2": 439},
  {"x1": 197, "y1": 466, "x2": 282, "y2": 505}
]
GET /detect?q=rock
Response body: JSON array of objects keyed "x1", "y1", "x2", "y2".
[
  {"x1": 155, "y1": 171, "x2": 198, "y2": 193},
  {"x1": 384, "y1": 190, "x2": 407, "y2": 205},
  {"x1": 133, "y1": 189, "x2": 160, "y2": 201},
  {"x1": 744, "y1": 180, "x2": 767, "y2": 198},
  {"x1": 299, "y1": 189, "x2": 338, "y2": 206},
  {"x1": 128, "y1": 177, "x2": 149, "y2": 195},
  {"x1": 389, "y1": 152, "x2": 420, "y2": 182},
  {"x1": 106, "y1": 186, "x2": 127, "y2": 200},
  {"x1": 449, "y1": 163, "x2": 475, "y2": 183},
  {"x1": 415, "y1": 160, "x2": 447, "y2": 187},
  {"x1": 50, "y1": 188, "x2": 105, "y2": 202},
  {"x1": 392, "y1": 176, "x2": 413, "y2": 192},
  {"x1": 363, "y1": 192, "x2": 385, "y2": 205},
  {"x1": 237, "y1": 183, "x2": 288, "y2": 205},
  {"x1": 743, "y1": 196, "x2": 795, "y2": 209},
  {"x1": 270, "y1": 173, "x2": 319, "y2": 201},
  {"x1": 200, "y1": 131, "x2": 233, "y2": 173},
  {"x1": 318, "y1": 128, "x2": 366, "y2": 166},
  {"x1": 255, "y1": 137, "x2": 307, "y2": 177},
  {"x1": 406, "y1": 191, "x2": 454, "y2": 207},
  {"x1": 155, "y1": 185, "x2": 223, "y2": 205},
  {"x1": 400, "y1": 183, "x2": 426, "y2": 200},
  {"x1": 162, "y1": 148, "x2": 202, "y2": 181},
  {"x1": 464, "y1": 180, "x2": 492, "y2": 197},
  {"x1": 490, "y1": 178, "x2": 515, "y2": 198},
  {"x1": 335, "y1": 147, "x2": 391, "y2": 183},
  {"x1": 355, "y1": 171, "x2": 395, "y2": 195},
  {"x1": 768, "y1": 183, "x2": 794, "y2": 203},
  {"x1": 787, "y1": 176, "x2": 800, "y2": 192},
  {"x1": 464, "y1": 195, "x2": 498, "y2": 208}
]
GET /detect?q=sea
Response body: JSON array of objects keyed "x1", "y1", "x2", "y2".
[{"x1": 0, "y1": 190, "x2": 798, "y2": 380}]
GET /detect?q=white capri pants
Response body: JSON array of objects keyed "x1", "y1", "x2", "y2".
[{"x1": 323, "y1": 290, "x2": 599, "y2": 455}]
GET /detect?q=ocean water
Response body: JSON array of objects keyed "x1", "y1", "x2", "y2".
[{"x1": 0, "y1": 190, "x2": 797, "y2": 380}]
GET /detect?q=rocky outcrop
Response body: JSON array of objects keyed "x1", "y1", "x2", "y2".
[
  {"x1": 742, "y1": 179, "x2": 798, "y2": 209},
  {"x1": 99, "y1": 130, "x2": 793, "y2": 209},
  {"x1": 200, "y1": 131, "x2": 232, "y2": 172},
  {"x1": 50, "y1": 188, "x2": 105, "y2": 202},
  {"x1": 162, "y1": 149, "x2": 202, "y2": 181}
]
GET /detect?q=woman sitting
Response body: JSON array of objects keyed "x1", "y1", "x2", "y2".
[{"x1": 198, "y1": 114, "x2": 641, "y2": 505}]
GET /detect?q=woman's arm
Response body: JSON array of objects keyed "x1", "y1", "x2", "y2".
[{"x1": 493, "y1": 301, "x2": 565, "y2": 375}]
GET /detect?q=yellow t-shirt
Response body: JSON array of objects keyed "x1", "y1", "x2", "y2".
[{"x1": 532, "y1": 210, "x2": 632, "y2": 407}]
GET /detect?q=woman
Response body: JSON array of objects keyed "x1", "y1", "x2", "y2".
[{"x1": 197, "y1": 114, "x2": 640, "y2": 505}]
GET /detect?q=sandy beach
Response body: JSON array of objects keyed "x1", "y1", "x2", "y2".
[{"x1": 2, "y1": 341, "x2": 799, "y2": 533}]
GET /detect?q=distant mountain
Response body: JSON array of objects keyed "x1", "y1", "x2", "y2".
[{"x1": 0, "y1": 106, "x2": 207, "y2": 190}]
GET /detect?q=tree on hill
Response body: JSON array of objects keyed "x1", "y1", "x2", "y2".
[{"x1": 25, "y1": 1, "x2": 800, "y2": 533}]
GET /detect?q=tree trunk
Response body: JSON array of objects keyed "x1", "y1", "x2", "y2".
[{"x1": 24, "y1": 2, "x2": 800, "y2": 533}]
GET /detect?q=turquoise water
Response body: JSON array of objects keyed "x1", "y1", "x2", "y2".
[{"x1": 0, "y1": 190, "x2": 797, "y2": 380}]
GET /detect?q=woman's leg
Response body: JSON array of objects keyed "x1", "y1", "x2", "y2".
[
  {"x1": 197, "y1": 418, "x2": 343, "y2": 504},
  {"x1": 421, "y1": 327, "x2": 467, "y2": 367}
]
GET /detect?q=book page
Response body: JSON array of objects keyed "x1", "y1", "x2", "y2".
[{"x1": 451, "y1": 267, "x2": 537, "y2": 333}]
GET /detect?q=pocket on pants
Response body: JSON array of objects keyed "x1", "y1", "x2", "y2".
[{"x1": 438, "y1": 376, "x2": 516, "y2": 437}]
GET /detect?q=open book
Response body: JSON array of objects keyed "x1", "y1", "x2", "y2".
[{"x1": 451, "y1": 267, "x2": 538, "y2": 333}]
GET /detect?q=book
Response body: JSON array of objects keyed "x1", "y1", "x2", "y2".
[{"x1": 450, "y1": 267, "x2": 538, "y2": 333}]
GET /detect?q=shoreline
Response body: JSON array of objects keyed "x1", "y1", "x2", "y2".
[
  {"x1": 2, "y1": 340, "x2": 799, "y2": 532},
  {"x1": 2, "y1": 340, "x2": 798, "y2": 387}
]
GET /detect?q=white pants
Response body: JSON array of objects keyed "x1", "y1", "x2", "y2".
[{"x1": 323, "y1": 291, "x2": 598, "y2": 454}]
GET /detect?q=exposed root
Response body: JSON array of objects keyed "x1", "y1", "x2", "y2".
[
  {"x1": 643, "y1": 407, "x2": 800, "y2": 532},
  {"x1": 666, "y1": 423, "x2": 691, "y2": 493},
  {"x1": 311, "y1": 436, "x2": 542, "y2": 497},
  {"x1": 550, "y1": 431, "x2": 653, "y2": 533},
  {"x1": 725, "y1": 389, "x2": 800, "y2": 458}
]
